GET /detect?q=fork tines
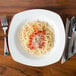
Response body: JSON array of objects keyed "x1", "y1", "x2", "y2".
[{"x1": 1, "y1": 16, "x2": 8, "y2": 27}]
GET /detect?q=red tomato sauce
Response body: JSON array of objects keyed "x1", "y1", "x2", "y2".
[{"x1": 28, "y1": 27, "x2": 45, "y2": 50}]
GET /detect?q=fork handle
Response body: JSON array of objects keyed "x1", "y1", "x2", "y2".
[
  {"x1": 73, "y1": 31, "x2": 76, "y2": 54},
  {"x1": 4, "y1": 33, "x2": 9, "y2": 56}
]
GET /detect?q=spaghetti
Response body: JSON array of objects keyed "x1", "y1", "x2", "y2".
[{"x1": 18, "y1": 21, "x2": 54, "y2": 56}]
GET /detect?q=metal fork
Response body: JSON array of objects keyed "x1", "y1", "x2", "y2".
[
  {"x1": 1, "y1": 16, "x2": 9, "y2": 56},
  {"x1": 72, "y1": 23, "x2": 76, "y2": 54}
]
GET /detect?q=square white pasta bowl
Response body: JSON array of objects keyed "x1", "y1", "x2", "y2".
[{"x1": 8, "y1": 9, "x2": 65, "y2": 67}]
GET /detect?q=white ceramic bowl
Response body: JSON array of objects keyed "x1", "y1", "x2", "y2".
[{"x1": 8, "y1": 9, "x2": 65, "y2": 67}]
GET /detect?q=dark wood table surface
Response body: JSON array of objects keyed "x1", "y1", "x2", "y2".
[{"x1": 0, "y1": 0, "x2": 76, "y2": 76}]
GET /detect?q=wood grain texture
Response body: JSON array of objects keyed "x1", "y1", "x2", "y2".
[{"x1": 0, "y1": 0, "x2": 76, "y2": 76}]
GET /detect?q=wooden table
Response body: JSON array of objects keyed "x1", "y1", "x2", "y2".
[{"x1": 0, "y1": 0, "x2": 76, "y2": 76}]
